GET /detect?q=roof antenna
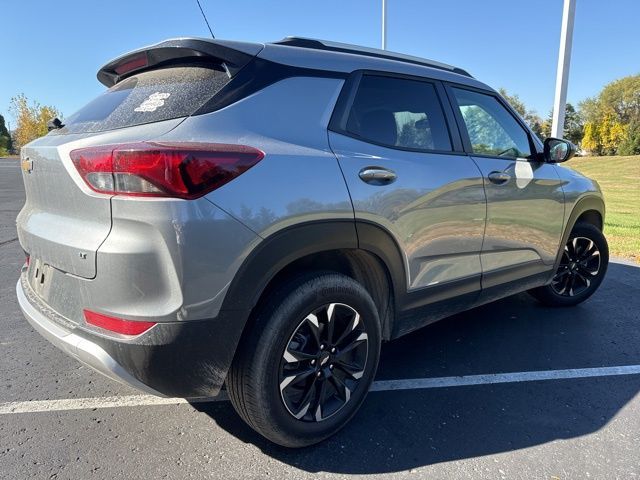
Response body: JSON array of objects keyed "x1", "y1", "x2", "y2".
[{"x1": 196, "y1": 0, "x2": 215, "y2": 38}]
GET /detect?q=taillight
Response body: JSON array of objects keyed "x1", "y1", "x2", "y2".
[
  {"x1": 83, "y1": 309, "x2": 156, "y2": 336},
  {"x1": 70, "y1": 142, "x2": 264, "y2": 199}
]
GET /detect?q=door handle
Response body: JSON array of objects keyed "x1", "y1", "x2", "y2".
[
  {"x1": 487, "y1": 171, "x2": 511, "y2": 184},
  {"x1": 358, "y1": 167, "x2": 397, "y2": 185}
]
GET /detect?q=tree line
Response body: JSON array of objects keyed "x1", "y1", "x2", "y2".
[
  {"x1": 0, "y1": 94, "x2": 61, "y2": 156},
  {"x1": 500, "y1": 73, "x2": 640, "y2": 156},
  {"x1": 1, "y1": 73, "x2": 639, "y2": 156}
]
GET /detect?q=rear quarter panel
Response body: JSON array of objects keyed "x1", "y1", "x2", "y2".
[{"x1": 157, "y1": 76, "x2": 354, "y2": 237}]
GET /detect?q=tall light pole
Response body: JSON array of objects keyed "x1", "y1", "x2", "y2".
[
  {"x1": 381, "y1": 0, "x2": 387, "y2": 50},
  {"x1": 551, "y1": 0, "x2": 577, "y2": 139}
]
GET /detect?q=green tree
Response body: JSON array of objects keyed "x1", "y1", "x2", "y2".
[
  {"x1": 540, "y1": 104, "x2": 583, "y2": 145},
  {"x1": 499, "y1": 88, "x2": 544, "y2": 140},
  {"x1": 618, "y1": 120, "x2": 640, "y2": 155},
  {"x1": 563, "y1": 104, "x2": 584, "y2": 145},
  {"x1": 578, "y1": 74, "x2": 640, "y2": 155},
  {"x1": 0, "y1": 114, "x2": 12, "y2": 155},
  {"x1": 599, "y1": 74, "x2": 640, "y2": 124},
  {"x1": 9, "y1": 94, "x2": 61, "y2": 150},
  {"x1": 579, "y1": 96, "x2": 602, "y2": 124}
]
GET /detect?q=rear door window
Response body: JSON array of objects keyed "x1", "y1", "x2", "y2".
[
  {"x1": 344, "y1": 75, "x2": 452, "y2": 152},
  {"x1": 57, "y1": 65, "x2": 230, "y2": 134}
]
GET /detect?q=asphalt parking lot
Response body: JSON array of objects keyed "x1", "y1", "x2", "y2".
[{"x1": 1, "y1": 156, "x2": 639, "y2": 479}]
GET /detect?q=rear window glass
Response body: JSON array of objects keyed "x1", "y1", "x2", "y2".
[
  {"x1": 56, "y1": 65, "x2": 230, "y2": 134},
  {"x1": 345, "y1": 75, "x2": 452, "y2": 152}
]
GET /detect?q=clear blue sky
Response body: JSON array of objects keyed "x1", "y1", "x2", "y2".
[{"x1": 2, "y1": 0, "x2": 639, "y2": 127}]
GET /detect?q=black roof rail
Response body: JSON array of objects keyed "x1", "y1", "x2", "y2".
[{"x1": 272, "y1": 37, "x2": 472, "y2": 78}]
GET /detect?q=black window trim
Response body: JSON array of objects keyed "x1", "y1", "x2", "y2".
[
  {"x1": 328, "y1": 69, "x2": 465, "y2": 155},
  {"x1": 443, "y1": 82, "x2": 541, "y2": 161}
]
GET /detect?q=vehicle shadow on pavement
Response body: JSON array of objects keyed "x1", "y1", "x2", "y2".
[{"x1": 192, "y1": 261, "x2": 640, "y2": 474}]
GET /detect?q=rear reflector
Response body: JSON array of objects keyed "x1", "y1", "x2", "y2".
[
  {"x1": 70, "y1": 142, "x2": 264, "y2": 199},
  {"x1": 83, "y1": 310, "x2": 156, "y2": 336}
]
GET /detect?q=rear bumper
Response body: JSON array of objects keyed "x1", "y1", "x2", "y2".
[
  {"x1": 16, "y1": 278, "x2": 165, "y2": 396},
  {"x1": 17, "y1": 273, "x2": 249, "y2": 398}
]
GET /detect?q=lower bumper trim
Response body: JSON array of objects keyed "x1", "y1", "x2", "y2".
[{"x1": 16, "y1": 279, "x2": 166, "y2": 397}]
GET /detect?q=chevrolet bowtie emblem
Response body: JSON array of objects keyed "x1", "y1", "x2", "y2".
[{"x1": 21, "y1": 158, "x2": 33, "y2": 173}]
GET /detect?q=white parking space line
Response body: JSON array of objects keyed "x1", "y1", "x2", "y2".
[
  {"x1": 369, "y1": 364, "x2": 640, "y2": 391},
  {"x1": 2, "y1": 364, "x2": 640, "y2": 415},
  {"x1": 0, "y1": 393, "x2": 227, "y2": 415}
]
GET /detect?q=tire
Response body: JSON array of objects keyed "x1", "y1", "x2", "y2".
[
  {"x1": 227, "y1": 272, "x2": 382, "y2": 447},
  {"x1": 529, "y1": 222, "x2": 609, "y2": 307}
]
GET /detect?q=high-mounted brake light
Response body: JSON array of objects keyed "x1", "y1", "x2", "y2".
[
  {"x1": 83, "y1": 310, "x2": 156, "y2": 336},
  {"x1": 70, "y1": 142, "x2": 264, "y2": 199},
  {"x1": 114, "y1": 53, "x2": 149, "y2": 75}
]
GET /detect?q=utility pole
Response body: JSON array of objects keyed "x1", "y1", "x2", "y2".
[
  {"x1": 381, "y1": 0, "x2": 387, "y2": 50},
  {"x1": 551, "y1": 0, "x2": 577, "y2": 139}
]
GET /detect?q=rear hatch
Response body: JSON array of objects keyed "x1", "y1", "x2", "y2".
[{"x1": 17, "y1": 38, "x2": 263, "y2": 279}]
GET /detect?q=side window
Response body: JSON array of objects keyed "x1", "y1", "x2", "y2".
[
  {"x1": 344, "y1": 75, "x2": 452, "y2": 152},
  {"x1": 451, "y1": 88, "x2": 532, "y2": 158}
]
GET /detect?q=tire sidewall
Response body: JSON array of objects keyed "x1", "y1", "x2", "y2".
[{"x1": 249, "y1": 274, "x2": 381, "y2": 445}]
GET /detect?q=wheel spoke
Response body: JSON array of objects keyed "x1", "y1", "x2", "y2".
[
  {"x1": 579, "y1": 263, "x2": 599, "y2": 276},
  {"x1": 553, "y1": 267, "x2": 570, "y2": 281},
  {"x1": 574, "y1": 237, "x2": 588, "y2": 258},
  {"x1": 578, "y1": 239, "x2": 595, "y2": 260},
  {"x1": 333, "y1": 312, "x2": 361, "y2": 347},
  {"x1": 555, "y1": 270, "x2": 571, "y2": 295},
  {"x1": 305, "y1": 313, "x2": 322, "y2": 347},
  {"x1": 329, "y1": 374, "x2": 351, "y2": 403},
  {"x1": 324, "y1": 303, "x2": 336, "y2": 344},
  {"x1": 279, "y1": 367, "x2": 316, "y2": 392},
  {"x1": 283, "y1": 348, "x2": 316, "y2": 364},
  {"x1": 313, "y1": 379, "x2": 328, "y2": 421},
  {"x1": 334, "y1": 333, "x2": 368, "y2": 359},
  {"x1": 567, "y1": 273, "x2": 576, "y2": 296},
  {"x1": 292, "y1": 380, "x2": 317, "y2": 419},
  {"x1": 575, "y1": 272, "x2": 591, "y2": 289},
  {"x1": 335, "y1": 359, "x2": 365, "y2": 379}
]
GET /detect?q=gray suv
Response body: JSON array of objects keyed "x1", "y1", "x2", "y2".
[{"x1": 16, "y1": 37, "x2": 608, "y2": 447}]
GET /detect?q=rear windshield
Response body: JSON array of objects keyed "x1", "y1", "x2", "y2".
[{"x1": 55, "y1": 65, "x2": 230, "y2": 134}]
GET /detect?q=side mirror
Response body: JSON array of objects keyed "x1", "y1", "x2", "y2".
[{"x1": 543, "y1": 137, "x2": 576, "y2": 163}]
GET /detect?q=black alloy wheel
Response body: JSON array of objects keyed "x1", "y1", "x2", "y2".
[
  {"x1": 279, "y1": 302, "x2": 368, "y2": 422},
  {"x1": 550, "y1": 236, "x2": 602, "y2": 297},
  {"x1": 227, "y1": 272, "x2": 381, "y2": 447},
  {"x1": 529, "y1": 222, "x2": 609, "y2": 307}
]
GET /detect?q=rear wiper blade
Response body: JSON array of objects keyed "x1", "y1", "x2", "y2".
[{"x1": 47, "y1": 117, "x2": 65, "y2": 131}]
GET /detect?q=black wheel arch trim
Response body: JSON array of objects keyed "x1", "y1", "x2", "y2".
[
  {"x1": 219, "y1": 219, "x2": 412, "y2": 314},
  {"x1": 552, "y1": 195, "x2": 606, "y2": 276},
  {"x1": 218, "y1": 219, "x2": 409, "y2": 353},
  {"x1": 219, "y1": 218, "x2": 480, "y2": 344},
  {"x1": 220, "y1": 220, "x2": 359, "y2": 312}
]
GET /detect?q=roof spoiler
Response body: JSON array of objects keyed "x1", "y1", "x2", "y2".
[{"x1": 97, "y1": 38, "x2": 264, "y2": 87}]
